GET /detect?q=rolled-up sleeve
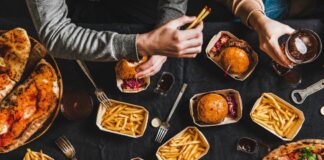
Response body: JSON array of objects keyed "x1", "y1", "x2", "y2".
[
  {"x1": 223, "y1": 0, "x2": 265, "y2": 26},
  {"x1": 26, "y1": 0, "x2": 139, "y2": 61}
]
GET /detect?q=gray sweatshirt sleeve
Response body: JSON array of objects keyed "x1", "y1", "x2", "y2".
[
  {"x1": 25, "y1": 0, "x2": 139, "y2": 61},
  {"x1": 157, "y1": 0, "x2": 188, "y2": 26}
]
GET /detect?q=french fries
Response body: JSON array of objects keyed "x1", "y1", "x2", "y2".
[
  {"x1": 251, "y1": 93, "x2": 300, "y2": 139},
  {"x1": 157, "y1": 127, "x2": 209, "y2": 160},
  {"x1": 100, "y1": 102, "x2": 147, "y2": 137},
  {"x1": 186, "y1": 6, "x2": 211, "y2": 30},
  {"x1": 24, "y1": 149, "x2": 52, "y2": 160}
]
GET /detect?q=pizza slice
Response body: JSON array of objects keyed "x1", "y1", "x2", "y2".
[
  {"x1": 0, "y1": 28, "x2": 31, "y2": 101},
  {"x1": 0, "y1": 59, "x2": 59, "y2": 153},
  {"x1": 263, "y1": 139, "x2": 324, "y2": 160}
]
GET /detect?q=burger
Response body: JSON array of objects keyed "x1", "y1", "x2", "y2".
[
  {"x1": 220, "y1": 39, "x2": 252, "y2": 75},
  {"x1": 115, "y1": 56, "x2": 150, "y2": 93},
  {"x1": 197, "y1": 93, "x2": 228, "y2": 124}
]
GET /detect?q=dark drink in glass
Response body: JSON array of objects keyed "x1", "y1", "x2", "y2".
[
  {"x1": 61, "y1": 90, "x2": 93, "y2": 121},
  {"x1": 285, "y1": 29, "x2": 322, "y2": 64},
  {"x1": 272, "y1": 29, "x2": 322, "y2": 85}
]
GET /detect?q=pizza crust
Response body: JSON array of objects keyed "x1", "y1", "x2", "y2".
[
  {"x1": 0, "y1": 28, "x2": 31, "y2": 82},
  {"x1": 0, "y1": 59, "x2": 59, "y2": 153},
  {"x1": 263, "y1": 139, "x2": 324, "y2": 160},
  {"x1": 0, "y1": 28, "x2": 31, "y2": 103}
]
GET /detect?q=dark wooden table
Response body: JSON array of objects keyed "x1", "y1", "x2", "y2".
[{"x1": 0, "y1": 20, "x2": 324, "y2": 160}]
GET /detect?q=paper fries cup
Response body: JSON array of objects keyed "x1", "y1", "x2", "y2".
[
  {"x1": 250, "y1": 93, "x2": 305, "y2": 141},
  {"x1": 205, "y1": 31, "x2": 258, "y2": 81},
  {"x1": 116, "y1": 77, "x2": 150, "y2": 93},
  {"x1": 189, "y1": 89, "x2": 243, "y2": 127},
  {"x1": 96, "y1": 99, "x2": 149, "y2": 138},
  {"x1": 156, "y1": 126, "x2": 209, "y2": 160}
]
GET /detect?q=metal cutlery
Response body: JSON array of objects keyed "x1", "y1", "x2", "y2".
[
  {"x1": 55, "y1": 136, "x2": 77, "y2": 160},
  {"x1": 155, "y1": 83, "x2": 188, "y2": 143},
  {"x1": 76, "y1": 60, "x2": 112, "y2": 109}
]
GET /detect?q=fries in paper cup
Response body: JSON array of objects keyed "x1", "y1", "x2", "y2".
[
  {"x1": 96, "y1": 100, "x2": 149, "y2": 138},
  {"x1": 250, "y1": 93, "x2": 305, "y2": 141},
  {"x1": 156, "y1": 127, "x2": 209, "y2": 160}
]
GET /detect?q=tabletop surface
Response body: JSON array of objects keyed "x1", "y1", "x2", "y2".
[{"x1": 0, "y1": 20, "x2": 324, "y2": 160}]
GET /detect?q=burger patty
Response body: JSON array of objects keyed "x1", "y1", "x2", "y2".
[{"x1": 222, "y1": 39, "x2": 253, "y2": 54}]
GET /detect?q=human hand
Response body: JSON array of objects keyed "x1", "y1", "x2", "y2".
[
  {"x1": 137, "y1": 16, "x2": 203, "y2": 58},
  {"x1": 135, "y1": 55, "x2": 167, "y2": 78},
  {"x1": 249, "y1": 12, "x2": 295, "y2": 68}
]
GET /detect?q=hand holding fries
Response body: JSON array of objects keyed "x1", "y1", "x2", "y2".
[
  {"x1": 100, "y1": 102, "x2": 148, "y2": 137},
  {"x1": 157, "y1": 127, "x2": 209, "y2": 160}
]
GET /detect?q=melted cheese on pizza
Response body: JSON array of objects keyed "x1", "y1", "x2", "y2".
[
  {"x1": 0, "y1": 74, "x2": 15, "y2": 101},
  {"x1": 0, "y1": 62, "x2": 58, "y2": 148}
]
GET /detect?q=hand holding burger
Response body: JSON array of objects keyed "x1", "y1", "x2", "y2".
[
  {"x1": 115, "y1": 56, "x2": 150, "y2": 93},
  {"x1": 135, "y1": 55, "x2": 167, "y2": 78}
]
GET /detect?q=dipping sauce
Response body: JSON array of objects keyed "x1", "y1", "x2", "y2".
[
  {"x1": 61, "y1": 90, "x2": 93, "y2": 121},
  {"x1": 237, "y1": 137, "x2": 258, "y2": 154},
  {"x1": 154, "y1": 72, "x2": 175, "y2": 96},
  {"x1": 285, "y1": 29, "x2": 322, "y2": 64}
]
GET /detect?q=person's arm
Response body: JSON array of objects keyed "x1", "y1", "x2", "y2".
[
  {"x1": 135, "y1": 0, "x2": 190, "y2": 78},
  {"x1": 221, "y1": 0, "x2": 265, "y2": 27},
  {"x1": 26, "y1": 0, "x2": 139, "y2": 61},
  {"x1": 248, "y1": 12, "x2": 294, "y2": 68},
  {"x1": 219, "y1": 0, "x2": 294, "y2": 68},
  {"x1": 156, "y1": 0, "x2": 188, "y2": 26}
]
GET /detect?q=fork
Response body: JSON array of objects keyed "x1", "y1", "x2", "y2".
[
  {"x1": 55, "y1": 136, "x2": 77, "y2": 160},
  {"x1": 76, "y1": 60, "x2": 112, "y2": 109},
  {"x1": 155, "y1": 83, "x2": 188, "y2": 143}
]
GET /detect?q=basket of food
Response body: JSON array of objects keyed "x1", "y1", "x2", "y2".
[
  {"x1": 190, "y1": 89, "x2": 243, "y2": 127},
  {"x1": 96, "y1": 100, "x2": 149, "y2": 138},
  {"x1": 205, "y1": 31, "x2": 259, "y2": 81},
  {"x1": 250, "y1": 93, "x2": 305, "y2": 141},
  {"x1": 115, "y1": 56, "x2": 150, "y2": 93},
  {"x1": 156, "y1": 126, "x2": 209, "y2": 160}
]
